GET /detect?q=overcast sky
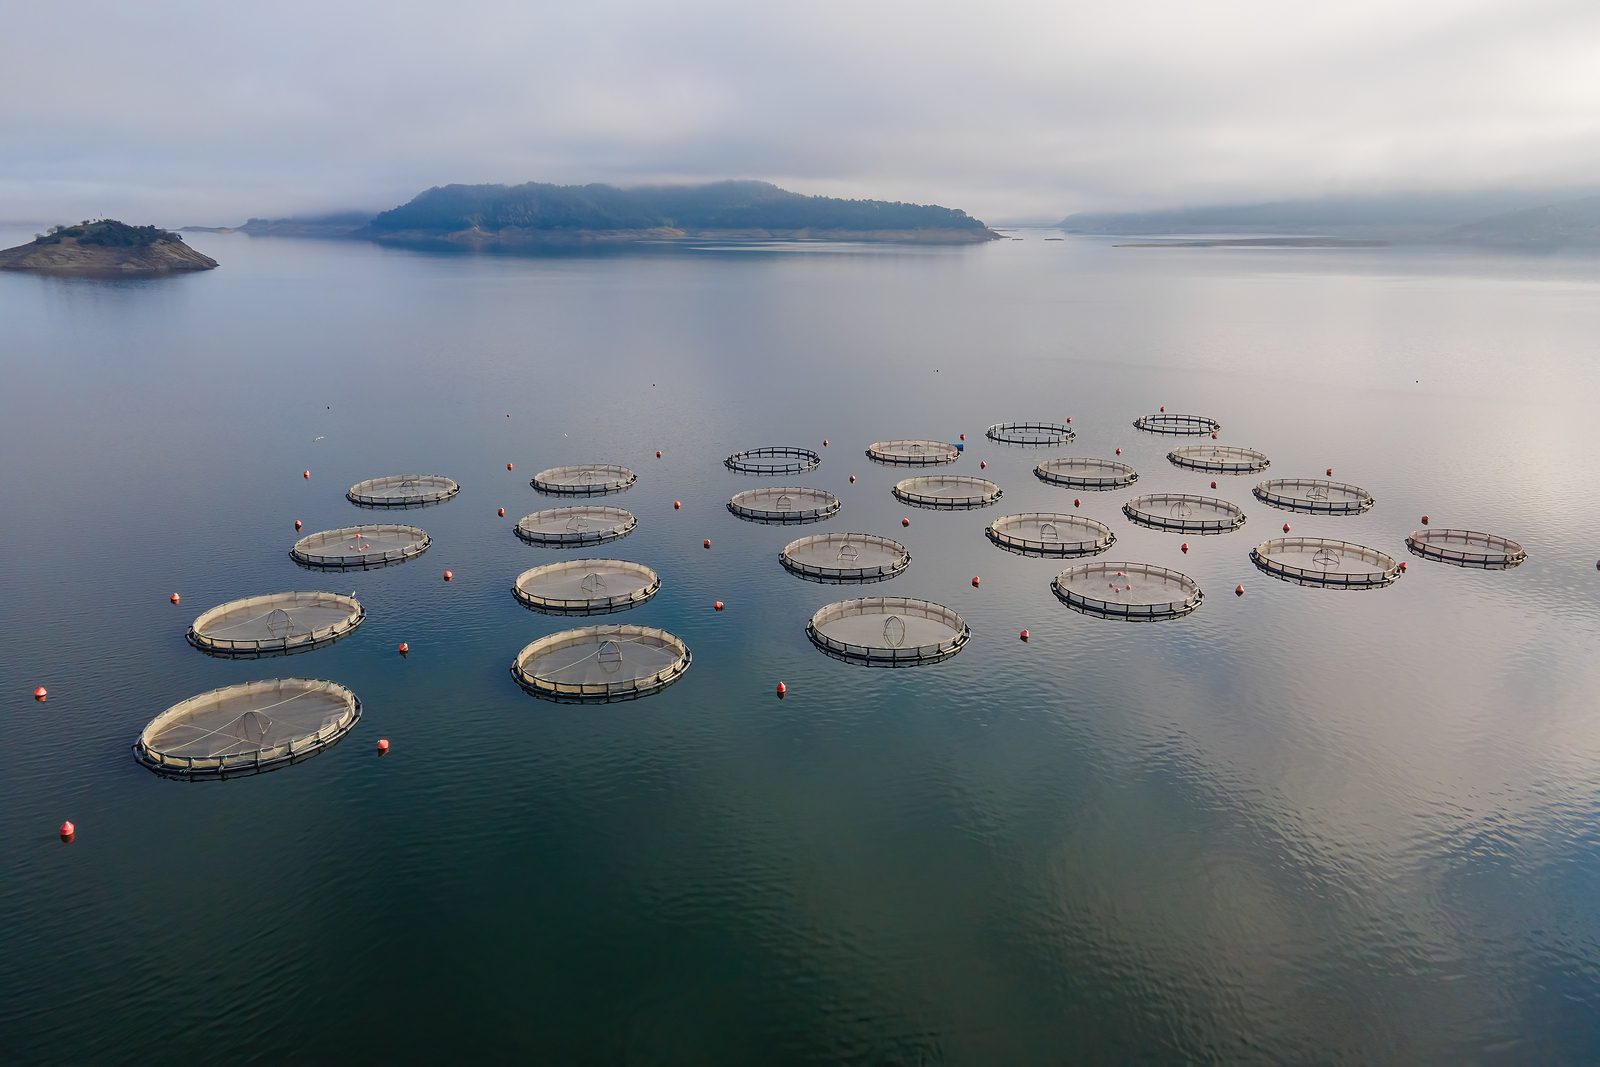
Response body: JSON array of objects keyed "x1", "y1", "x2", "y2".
[{"x1": 3, "y1": 0, "x2": 1598, "y2": 225}]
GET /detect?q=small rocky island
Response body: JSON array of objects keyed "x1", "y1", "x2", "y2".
[{"x1": 0, "y1": 219, "x2": 217, "y2": 275}]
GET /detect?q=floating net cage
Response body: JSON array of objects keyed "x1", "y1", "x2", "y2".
[
  {"x1": 511, "y1": 624, "x2": 691, "y2": 703},
  {"x1": 1168, "y1": 444, "x2": 1271, "y2": 474},
  {"x1": 780, "y1": 532, "x2": 910, "y2": 584},
  {"x1": 987, "y1": 513, "x2": 1115, "y2": 557},
  {"x1": 893, "y1": 475, "x2": 1003, "y2": 510},
  {"x1": 1406, "y1": 528, "x2": 1527, "y2": 570},
  {"x1": 1251, "y1": 537, "x2": 1402, "y2": 589},
  {"x1": 345, "y1": 473, "x2": 459, "y2": 509},
  {"x1": 513, "y1": 559, "x2": 661, "y2": 615},
  {"x1": 1035, "y1": 456, "x2": 1139, "y2": 490},
  {"x1": 133, "y1": 678, "x2": 361, "y2": 780},
  {"x1": 291, "y1": 524, "x2": 429, "y2": 570},
  {"x1": 531, "y1": 464, "x2": 637, "y2": 496},
  {"x1": 728, "y1": 486, "x2": 841, "y2": 524},
  {"x1": 725, "y1": 446, "x2": 822, "y2": 475},
  {"x1": 806, "y1": 597, "x2": 970, "y2": 667},
  {"x1": 1253, "y1": 478, "x2": 1375, "y2": 515},
  {"x1": 1052, "y1": 561, "x2": 1203, "y2": 620},
  {"x1": 187, "y1": 591, "x2": 364, "y2": 658},
  {"x1": 1123, "y1": 493, "x2": 1246, "y2": 534},
  {"x1": 515, "y1": 505, "x2": 636, "y2": 547},
  {"x1": 865, "y1": 439, "x2": 960, "y2": 466},
  {"x1": 1133, "y1": 413, "x2": 1221, "y2": 436},
  {"x1": 985, "y1": 421, "x2": 1076, "y2": 447}
]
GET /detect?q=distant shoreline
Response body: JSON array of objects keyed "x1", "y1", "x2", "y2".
[{"x1": 1115, "y1": 237, "x2": 1388, "y2": 249}]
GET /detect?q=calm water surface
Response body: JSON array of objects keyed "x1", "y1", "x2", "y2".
[{"x1": 3, "y1": 229, "x2": 1600, "y2": 1064}]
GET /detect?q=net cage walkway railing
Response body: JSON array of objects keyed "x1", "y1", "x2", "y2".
[
  {"x1": 511, "y1": 625, "x2": 692, "y2": 703},
  {"x1": 1406, "y1": 528, "x2": 1527, "y2": 569},
  {"x1": 1251, "y1": 536, "x2": 1403, "y2": 588},
  {"x1": 806, "y1": 597, "x2": 970, "y2": 667},
  {"x1": 1123, "y1": 493, "x2": 1247, "y2": 534},
  {"x1": 987, "y1": 513, "x2": 1115, "y2": 557},
  {"x1": 985, "y1": 422, "x2": 1076, "y2": 446},
  {"x1": 186, "y1": 591, "x2": 364, "y2": 657},
  {"x1": 724, "y1": 446, "x2": 823, "y2": 475},
  {"x1": 531, "y1": 464, "x2": 638, "y2": 496},
  {"x1": 1167, "y1": 445, "x2": 1271, "y2": 474},
  {"x1": 1253, "y1": 478, "x2": 1375, "y2": 514},
  {"x1": 512, "y1": 559, "x2": 661, "y2": 615},
  {"x1": 515, "y1": 506, "x2": 636, "y2": 546},
  {"x1": 1133, "y1": 413, "x2": 1221, "y2": 435},
  {"x1": 133, "y1": 678, "x2": 361, "y2": 780},
  {"x1": 780, "y1": 532, "x2": 911, "y2": 583},
  {"x1": 1052, "y1": 561, "x2": 1204, "y2": 620},
  {"x1": 1035, "y1": 457, "x2": 1139, "y2": 490},
  {"x1": 865, "y1": 439, "x2": 961, "y2": 465},
  {"x1": 346, "y1": 473, "x2": 460, "y2": 508}
]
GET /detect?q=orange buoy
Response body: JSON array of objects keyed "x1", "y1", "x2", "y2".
[
  {"x1": 397, "y1": 642, "x2": 409, "y2": 655},
  {"x1": 497, "y1": 507, "x2": 505, "y2": 517},
  {"x1": 713, "y1": 600, "x2": 725, "y2": 611},
  {"x1": 1326, "y1": 467, "x2": 1334, "y2": 476},
  {"x1": 169, "y1": 593, "x2": 181, "y2": 604},
  {"x1": 674, "y1": 500, "x2": 682, "y2": 510},
  {"x1": 848, "y1": 474, "x2": 856, "y2": 484},
  {"x1": 34, "y1": 686, "x2": 48, "y2": 702},
  {"x1": 376, "y1": 738, "x2": 390, "y2": 753},
  {"x1": 1114, "y1": 447, "x2": 1122, "y2": 456},
  {"x1": 294, "y1": 519, "x2": 303, "y2": 531},
  {"x1": 1421, "y1": 515, "x2": 1430, "y2": 525},
  {"x1": 1073, "y1": 498, "x2": 1081, "y2": 508},
  {"x1": 442, "y1": 570, "x2": 454, "y2": 581},
  {"x1": 1282, "y1": 523, "x2": 1292, "y2": 533},
  {"x1": 655, "y1": 450, "x2": 662, "y2": 458},
  {"x1": 775, "y1": 681, "x2": 787, "y2": 697},
  {"x1": 901, "y1": 517, "x2": 910, "y2": 528},
  {"x1": 971, "y1": 576, "x2": 980, "y2": 587},
  {"x1": 1019, "y1": 629, "x2": 1030, "y2": 641},
  {"x1": 302, "y1": 470, "x2": 311, "y2": 479},
  {"x1": 703, "y1": 538, "x2": 711, "y2": 549},
  {"x1": 58, "y1": 821, "x2": 75, "y2": 841},
  {"x1": 507, "y1": 463, "x2": 514, "y2": 471},
  {"x1": 979, "y1": 460, "x2": 987, "y2": 469},
  {"x1": 1235, "y1": 584, "x2": 1245, "y2": 597},
  {"x1": 1181, "y1": 542, "x2": 1189, "y2": 554}
]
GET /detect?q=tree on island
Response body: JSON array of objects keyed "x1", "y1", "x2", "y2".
[{"x1": 33, "y1": 219, "x2": 185, "y2": 248}]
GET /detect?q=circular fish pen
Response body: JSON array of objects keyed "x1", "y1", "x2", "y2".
[
  {"x1": 725, "y1": 446, "x2": 822, "y2": 475},
  {"x1": 346, "y1": 473, "x2": 459, "y2": 509},
  {"x1": 728, "y1": 486, "x2": 841, "y2": 524},
  {"x1": 531, "y1": 464, "x2": 637, "y2": 496},
  {"x1": 187, "y1": 591, "x2": 364, "y2": 658},
  {"x1": 291, "y1": 524, "x2": 429, "y2": 570},
  {"x1": 515, "y1": 505, "x2": 636, "y2": 547},
  {"x1": 1052, "y1": 562, "x2": 1203, "y2": 621},
  {"x1": 985, "y1": 421, "x2": 1076, "y2": 446},
  {"x1": 780, "y1": 532, "x2": 910, "y2": 584},
  {"x1": 1252, "y1": 537, "x2": 1402, "y2": 588},
  {"x1": 1168, "y1": 444, "x2": 1271, "y2": 474},
  {"x1": 806, "y1": 597, "x2": 970, "y2": 667},
  {"x1": 511, "y1": 624, "x2": 691, "y2": 703},
  {"x1": 987, "y1": 513, "x2": 1115, "y2": 557},
  {"x1": 865, "y1": 439, "x2": 960, "y2": 466},
  {"x1": 1254, "y1": 478, "x2": 1375, "y2": 515},
  {"x1": 1406, "y1": 528, "x2": 1527, "y2": 570},
  {"x1": 1123, "y1": 493, "x2": 1246, "y2": 534},
  {"x1": 1133, "y1": 413, "x2": 1221, "y2": 436},
  {"x1": 893, "y1": 475, "x2": 1003, "y2": 510},
  {"x1": 513, "y1": 559, "x2": 660, "y2": 615},
  {"x1": 133, "y1": 678, "x2": 361, "y2": 780},
  {"x1": 1035, "y1": 456, "x2": 1139, "y2": 490}
]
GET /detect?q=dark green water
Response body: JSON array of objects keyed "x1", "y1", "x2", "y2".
[{"x1": 4, "y1": 230, "x2": 1600, "y2": 1063}]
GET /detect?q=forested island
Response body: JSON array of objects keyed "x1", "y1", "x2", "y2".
[
  {"x1": 229, "y1": 180, "x2": 999, "y2": 245},
  {"x1": 0, "y1": 220, "x2": 217, "y2": 274}
]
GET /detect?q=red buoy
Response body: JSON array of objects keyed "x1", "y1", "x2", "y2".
[
  {"x1": 775, "y1": 681, "x2": 787, "y2": 697},
  {"x1": 674, "y1": 500, "x2": 682, "y2": 510},
  {"x1": 713, "y1": 600, "x2": 724, "y2": 612},
  {"x1": 848, "y1": 475, "x2": 856, "y2": 484},
  {"x1": 1211, "y1": 431, "x2": 1218, "y2": 440},
  {"x1": 959, "y1": 433, "x2": 966, "y2": 441},
  {"x1": 901, "y1": 517, "x2": 910, "y2": 527},
  {"x1": 442, "y1": 570, "x2": 454, "y2": 581},
  {"x1": 294, "y1": 519, "x2": 303, "y2": 531},
  {"x1": 979, "y1": 460, "x2": 987, "y2": 469},
  {"x1": 822, "y1": 439, "x2": 829, "y2": 447},
  {"x1": 1421, "y1": 515, "x2": 1430, "y2": 525},
  {"x1": 1399, "y1": 561, "x2": 1408, "y2": 572},
  {"x1": 302, "y1": 470, "x2": 311, "y2": 479},
  {"x1": 497, "y1": 507, "x2": 505, "y2": 517},
  {"x1": 703, "y1": 539, "x2": 711, "y2": 549},
  {"x1": 1326, "y1": 467, "x2": 1334, "y2": 477},
  {"x1": 58, "y1": 821, "x2": 75, "y2": 841},
  {"x1": 1181, "y1": 542, "x2": 1189, "y2": 554},
  {"x1": 376, "y1": 738, "x2": 390, "y2": 754},
  {"x1": 1210, "y1": 480, "x2": 1218, "y2": 490},
  {"x1": 1160, "y1": 405, "x2": 1166, "y2": 413},
  {"x1": 1115, "y1": 447, "x2": 1122, "y2": 456},
  {"x1": 397, "y1": 642, "x2": 409, "y2": 655},
  {"x1": 507, "y1": 463, "x2": 514, "y2": 471},
  {"x1": 34, "y1": 686, "x2": 48, "y2": 702},
  {"x1": 1282, "y1": 523, "x2": 1292, "y2": 533},
  {"x1": 169, "y1": 593, "x2": 181, "y2": 604},
  {"x1": 1020, "y1": 629, "x2": 1030, "y2": 641},
  {"x1": 971, "y1": 576, "x2": 981, "y2": 587},
  {"x1": 1235, "y1": 584, "x2": 1245, "y2": 597},
  {"x1": 655, "y1": 450, "x2": 662, "y2": 458},
  {"x1": 1065, "y1": 416, "x2": 1072, "y2": 423},
  {"x1": 1073, "y1": 498, "x2": 1081, "y2": 508}
]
